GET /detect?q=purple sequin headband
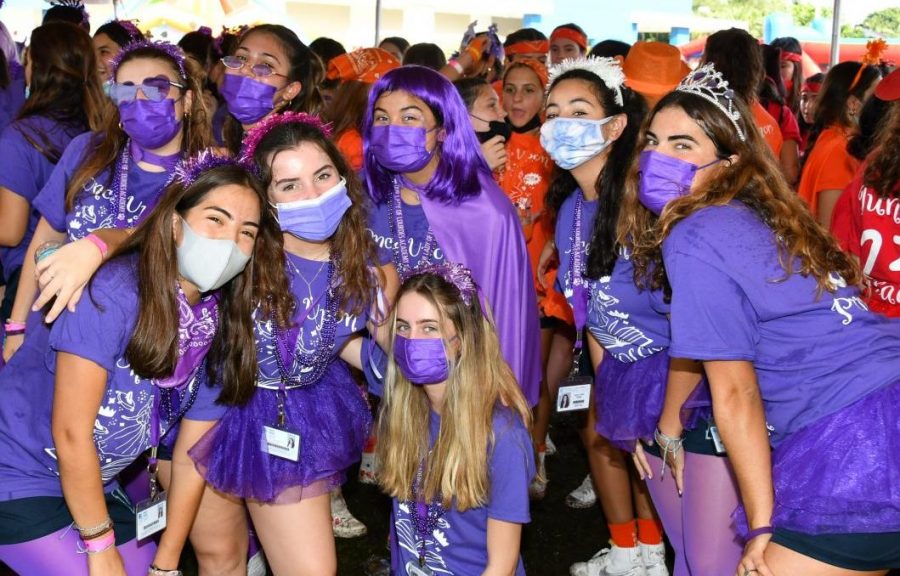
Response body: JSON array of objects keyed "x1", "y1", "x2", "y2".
[
  {"x1": 118, "y1": 19, "x2": 142, "y2": 42},
  {"x1": 109, "y1": 40, "x2": 188, "y2": 81},
  {"x1": 401, "y1": 263, "x2": 479, "y2": 306},
  {"x1": 173, "y1": 149, "x2": 254, "y2": 189},
  {"x1": 239, "y1": 112, "x2": 333, "y2": 164}
]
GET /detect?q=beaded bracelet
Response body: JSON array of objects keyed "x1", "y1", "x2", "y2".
[
  {"x1": 654, "y1": 427, "x2": 684, "y2": 479},
  {"x1": 149, "y1": 564, "x2": 183, "y2": 576},
  {"x1": 75, "y1": 517, "x2": 114, "y2": 539}
]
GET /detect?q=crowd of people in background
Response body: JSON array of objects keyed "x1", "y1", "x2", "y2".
[{"x1": 0, "y1": 1, "x2": 898, "y2": 575}]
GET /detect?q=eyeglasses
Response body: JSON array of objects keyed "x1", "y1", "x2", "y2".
[
  {"x1": 221, "y1": 55, "x2": 286, "y2": 78},
  {"x1": 108, "y1": 76, "x2": 185, "y2": 105}
]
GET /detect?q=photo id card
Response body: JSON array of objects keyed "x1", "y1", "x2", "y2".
[
  {"x1": 135, "y1": 491, "x2": 167, "y2": 540},
  {"x1": 556, "y1": 377, "x2": 592, "y2": 412},
  {"x1": 261, "y1": 425, "x2": 300, "y2": 462}
]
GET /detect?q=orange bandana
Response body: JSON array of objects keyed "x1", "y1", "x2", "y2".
[
  {"x1": 326, "y1": 48, "x2": 400, "y2": 84},
  {"x1": 505, "y1": 40, "x2": 550, "y2": 57},
  {"x1": 550, "y1": 28, "x2": 588, "y2": 50}
]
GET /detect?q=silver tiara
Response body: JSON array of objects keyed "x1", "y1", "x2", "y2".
[
  {"x1": 547, "y1": 56, "x2": 625, "y2": 106},
  {"x1": 675, "y1": 63, "x2": 746, "y2": 141}
]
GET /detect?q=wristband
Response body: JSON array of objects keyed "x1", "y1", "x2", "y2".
[
  {"x1": 149, "y1": 565, "x2": 184, "y2": 576},
  {"x1": 744, "y1": 526, "x2": 774, "y2": 544},
  {"x1": 84, "y1": 233, "x2": 109, "y2": 258},
  {"x1": 4, "y1": 320, "x2": 25, "y2": 335},
  {"x1": 448, "y1": 59, "x2": 464, "y2": 75},
  {"x1": 81, "y1": 530, "x2": 115, "y2": 554},
  {"x1": 75, "y1": 516, "x2": 113, "y2": 539}
]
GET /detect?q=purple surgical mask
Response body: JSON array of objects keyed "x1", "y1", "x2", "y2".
[
  {"x1": 393, "y1": 334, "x2": 450, "y2": 385},
  {"x1": 118, "y1": 99, "x2": 182, "y2": 150},
  {"x1": 221, "y1": 73, "x2": 276, "y2": 125},
  {"x1": 369, "y1": 125, "x2": 436, "y2": 173},
  {"x1": 638, "y1": 150, "x2": 721, "y2": 215},
  {"x1": 274, "y1": 177, "x2": 352, "y2": 242}
]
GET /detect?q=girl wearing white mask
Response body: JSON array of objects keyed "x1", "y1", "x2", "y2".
[
  {"x1": 187, "y1": 113, "x2": 386, "y2": 576},
  {"x1": 537, "y1": 57, "x2": 669, "y2": 576}
]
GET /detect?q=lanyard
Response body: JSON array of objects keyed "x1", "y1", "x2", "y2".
[
  {"x1": 570, "y1": 191, "x2": 588, "y2": 350},
  {"x1": 148, "y1": 388, "x2": 161, "y2": 499},
  {"x1": 391, "y1": 178, "x2": 436, "y2": 274}
]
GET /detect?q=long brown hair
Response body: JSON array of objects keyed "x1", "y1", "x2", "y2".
[
  {"x1": 252, "y1": 120, "x2": 378, "y2": 318},
  {"x1": 110, "y1": 163, "x2": 288, "y2": 406},
  {"x1": 323, "y1": 79, "x2": 370, "y2": 139},
  {"x1": 17, "y1": 22, "x2": 108, "y2": 162},
  {"x1": 629, "y1": 90, "x2": 861, "y2": 296},
  {"x1": 863, "y1": 100, "x2": 900, "y2": 199},
  {"x1": 65, "y1": 45, "x2": 211, "y2": 212},
  {"x1": 376, "y1": 273, "x2": 532, "y2": 510},
  {"x1": 223, "y1": 24, "x2": 325, "y2": 153}
]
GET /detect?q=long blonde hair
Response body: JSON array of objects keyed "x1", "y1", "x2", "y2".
[{"x1": 376, "y1": 273, "x2": 532, "y2": 511}]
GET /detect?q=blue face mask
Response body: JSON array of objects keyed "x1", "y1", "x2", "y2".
[
  {"x1": 540, "y1": 116, "x2": 615, "y2": 170},
  {"x1": 273, "y1": 177, "x2": 352, "y2": 242},
  {"x1": 393, "y1": 334, "x2": 451, "y2": 385}
]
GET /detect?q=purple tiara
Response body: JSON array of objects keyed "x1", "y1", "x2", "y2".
[
  {"x1": 239, "y1": 111, "x2": 333, "y2": 164},
  {"x1": 173, "y1": 149, "x2": 253, "y2": 189},
  {"x1": 402, "y1": 263, "x2": 479, "y2": 306},
  {"x1": 109, "y1": 39, "x2": 187, "y2": 81},
  {"x1": 49, "y1": 0, "x2": 89, "y2": 25}
]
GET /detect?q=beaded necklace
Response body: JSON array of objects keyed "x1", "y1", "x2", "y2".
[
  {"x1": 403, "y1": 451, "x2": 444, "y2": 570},
  {"x1": 390, "y1": 177, "x2": 436, "y2": 275}
]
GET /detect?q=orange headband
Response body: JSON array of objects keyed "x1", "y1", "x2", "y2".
[
  {"x1": 550, "y1": 28, "x2": 588, "y2": 50},
  {"x1": 504, "y1": 58, "x2": 549, "y2": 87},
  {"x1": 505, "y1": 40, "x2": 550, "y2": 57}
]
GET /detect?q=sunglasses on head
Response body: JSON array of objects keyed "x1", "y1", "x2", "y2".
[
  {"x1": 221, "y1": 55, "x2": 285, "y2": 78},
  {"x1": 108, "y1": 75, "x2": 185, "y2": 105}
]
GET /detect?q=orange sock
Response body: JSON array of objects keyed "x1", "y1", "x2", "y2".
[
  {"x1": 608, "y1": 520, "x2": 637, "y2": 548},
  {"x1": 637, "y1": 518, "x2": 664, "y2": 545}
]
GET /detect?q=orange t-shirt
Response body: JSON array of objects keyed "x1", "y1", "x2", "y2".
[
  {"x1": 495, "y1": 131, "x2": 572, "y2": 323},
  {"x1": 335, "y1": 128, "x2": 364, "y2": 171},
  {"x1": 797, "y1": 126, "x2": 859, "y2": 217},
  {"x1": 752, "y1": 101, "x2": 783, "y2": 158}
]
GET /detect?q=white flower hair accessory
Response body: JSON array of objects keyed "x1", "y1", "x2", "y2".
[
  {"x1": 675, "y1": 63, "x2": 746, "y2": 141},
  {"x1": 547, "y1": 56, "x2": 626, "y2": 106}
]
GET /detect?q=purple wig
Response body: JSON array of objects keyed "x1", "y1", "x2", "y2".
[{"x1": 363, "y1": 65, "x2": 491, "y2": 204}]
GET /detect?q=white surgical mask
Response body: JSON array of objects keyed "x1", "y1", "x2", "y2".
[{"x1": 176, "y1": 218, "x2": 251, "y2": 293}]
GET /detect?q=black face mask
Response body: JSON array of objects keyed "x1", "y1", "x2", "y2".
[
  {"x1": 510, "y1": 114, "x2": 542, "y2": 134},
  {"x1": 476, "y1": 120, "x2": 512, "y2": 143}
]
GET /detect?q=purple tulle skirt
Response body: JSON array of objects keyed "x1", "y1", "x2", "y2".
[
  {"x1": 736, "y1": 379, "x2": 900, "y2": 535},
  {"x1": 594, "y1": 351, "x2": 668, "y2": 452},
  {"x1": 190, "y1": 360, "x2": 372, "y2": 504}
]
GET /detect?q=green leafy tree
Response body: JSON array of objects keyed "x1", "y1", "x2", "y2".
[
  {"x1": 693, "y1": 0, "x2": 790, "y2": 38},
  {"x1": 861, "y1": 8, "x2": 900, "y2": 37}
]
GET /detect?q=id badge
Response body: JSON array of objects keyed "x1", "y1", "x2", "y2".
[
  {"x1": 405, "y1": 561, "x2": 434, "y2": 576},
  {"x1": 261, "y1": 425, "x2": 300, "y2": 461},
  {"x1": 556, "y1": 376, "x2": 592, "y2": 412},
  {"x1": 135, "y1": 491, "x2": 167, "y2": 540},
  {"x1": 707, "y1": 424, "x2": 727, "y2": 454}
]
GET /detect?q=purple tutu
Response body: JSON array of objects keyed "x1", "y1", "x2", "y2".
[
  {"x1": 735, "y1": 379, "x2": 900, "y2": 535},
  {"x1": 190, "y1": 360, "x2": 372, "y2": 504},
  {"x1": 594, "y1": 351, "x2": 667, "y2": 452}
]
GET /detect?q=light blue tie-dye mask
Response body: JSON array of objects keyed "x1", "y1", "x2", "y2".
[{"x1": 540, "y1": 116, "x2": 615, "y2": 170}]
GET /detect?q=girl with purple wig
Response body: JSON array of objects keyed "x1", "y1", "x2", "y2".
[{"x1": 364, "y1": 65, "x2": 542, "y2": 410}]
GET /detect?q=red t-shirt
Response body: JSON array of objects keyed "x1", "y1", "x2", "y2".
[
  {"x1": 831, "y1": 162, "x2": 900, "y2": 317},
  {"x1": 764, "y1": 101, "x2": 801, "y2": 144}
]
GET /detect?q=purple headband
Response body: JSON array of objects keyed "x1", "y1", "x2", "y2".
[
  {"x1": 239, "y1": 112, "x2": 333, "y2": 163},
  {"x1": 118, "y1": 19, "x2": 142, "y2": 42},
  {"x1": 109, "y1": 39, "x2": 187, "y2": 81},
  {"x1": 173, "y1": 149, "x2": 254, "y2": 189},
  {"x1": 402, "y1": 263, "x2": 479, "y2": 306}
]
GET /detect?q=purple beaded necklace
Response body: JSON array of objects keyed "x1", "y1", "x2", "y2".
[
  {"x1": 390, "y1": 177, "x2": 436, "y2": 275},
  {"x1": 404, "y1": 452, "x2": 444, "y2": 570}
]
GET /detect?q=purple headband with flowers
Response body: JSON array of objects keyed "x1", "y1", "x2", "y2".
[
  {"x1": 239, "y1": 111, "x2": 333, "y2": 164},
  {"x1": 173, "y1": 149, "x2": 254, "y2": 189},
  {"x1": 109, "y1": 39, "x2": 188, "y2": 81},
  {"x1": 401, "y1": 262, "x2": 479, "y2": 306}
]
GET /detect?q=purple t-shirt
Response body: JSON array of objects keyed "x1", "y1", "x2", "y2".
[
  {"x1": 253, "y1": 252, "x2": 369, "y2": 389},
  {"x1": 587, "y1": 251, "x2": 670, "y2": 363},
  {"x1": 0, "y1": 257, "x2": 224, "y2": 500},
  {"x1": 391, "y1": 406, "x2": 534, "y2": 576},
  {"x1": 0, "y1": 116, "x2": 82, "y2": 280},
  {"x1": 0, "y1": 62, "x2": 25, "y2": 132},
  {"x1": 34, "y1": 132, "x2": 170, "y2": 240},
  {"x1": 555, "y1": 190, "x2": 598, "y2": 308},
  {"x1": 368, "y1": 198, "x2": 446, "y2": 270},
  {"x1": 663, "y1": 203, "x2": 900, "y2": 446}
]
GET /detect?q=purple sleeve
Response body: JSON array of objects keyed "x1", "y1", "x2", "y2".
[
  {"x1": 665, "y1": 250, "x2": 759, "y2": 361},
  {"x1": 0, "y1": 124, "x2": 40, "y2": 200},
  {"x1": 486, "y1": 411, "x2": 534, "y2": 524},
  {"x1": 49, "y1": 267, "x2": 134, "y2": 372},
  {"x1": 184, "y1": 366, "x2": 226, "y2": 421},
  {"x1": 32, "y1": 132, "x2": 92, "y2": 232}
]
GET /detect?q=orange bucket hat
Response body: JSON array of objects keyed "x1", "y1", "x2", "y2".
[
  {"x1": 326, "y1": 48, "x2": 400, "y2": 84},
  {"x1": 622, "y1": 41, "x2": 691, "y2": 106}
]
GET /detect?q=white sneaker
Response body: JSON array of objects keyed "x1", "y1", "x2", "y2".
[
  {"x1": 639, "y1": 542, "x2": 668, "y2": 576},
  {"x1": 570, "y1": 545, "x2": 646, "y2": 576},
  {"x1": 247, "y1": 550, "x2": 268, "y2": 576},
  {"x1": 358, "y1": 447, "x2": 379, "y2": 485},
  {"x1": 566, "y1": 474, "x2": 597, "y2": 508},
  {"x1": 545, "y1": 433, "x2": 557, "y2": 456},
  {"x1": 529, "y1": 451, "x2": 547, "y2": 500},
  {"x1": 331, "y1": 491, "x2": 368, "y2": 538}
]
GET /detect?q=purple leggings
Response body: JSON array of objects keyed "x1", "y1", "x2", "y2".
[
  {"x1": 644, "y1": 452, "x2": 743, "y2": 576},
  {"x1": 0, "y1": 526, "x2": 156, "y2": 576}
]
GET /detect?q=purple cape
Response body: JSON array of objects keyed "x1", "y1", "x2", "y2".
[{"x1": 419, "y1": 172, "x2": 541, "y2": 405}]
